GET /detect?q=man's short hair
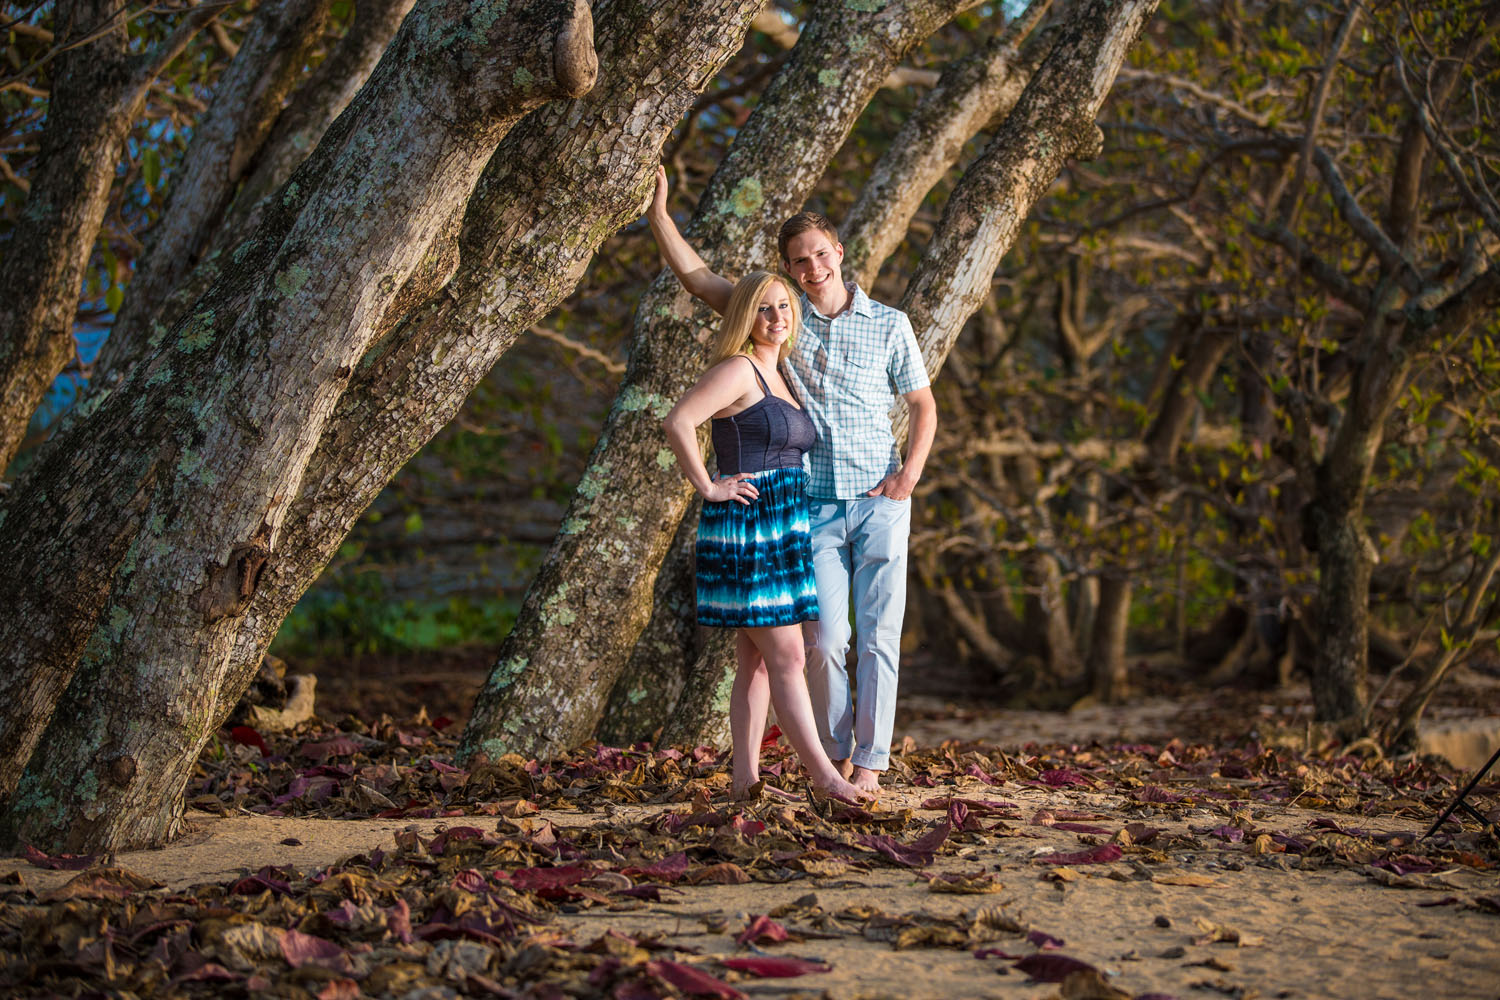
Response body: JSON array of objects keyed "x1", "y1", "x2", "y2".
[{"x1": 778, "y1": 211, "x2": 840, "y2": 262}]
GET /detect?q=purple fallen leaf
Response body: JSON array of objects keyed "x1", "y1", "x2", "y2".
[
  {"x1": 974, "y1": 947, "x2": 1023, "y2": 960},
  {"x1": 645, "y1": 959, "x2": 746, "y2": 999},
  {"x1": 298, "y1": 735, "x2": 365, "y2": 761},
  {"x1": 452, "y1": 869, "x2": 486, "y2": 893},
  {"x1": 1207, "y1": 825, "x2": 1244, "y2": 843},
  {"x1": 1037, "y1": 844, "x2": 1123, "y2": 866},
  {"x1": 1034, "y1": 768, "x2": 1091, "y2": 788},
  {"x1": 171, "y1": 961, "x2": 243, "y2": 984},
  {"x1": 504, "y1": 863, "x2": 594, "y2": 891},
  {"x1": 229, "y1": 725, "x2": 271, "y2": 757},
  {"x1": 619, "y1": 884, "x2": 664, "y2": 901},
  {"x1": 1013, "y1": 953, "x2": 1098, "y2": 983},
  {"x1": 1135, "y1": 786, "x2": 1183, "y2": 804},
  {"x1": 428, "y1": 826, "x2": 485, "y2": 855},
  {"x1": 735, "y1": 914, "x2": 788, "y2": 946},
  {"x1": 229, "y1": 866, "x2": 293, "y2": 896},
  {"x1": 1123, "y1": 823, "x2": 1161, "y2": 844},
  {"x1": 22, "y1": 844, "x2": 98, "y2": 871},
  {"x1": 720, "y1": 956, "x2": 830, "y2": 977},
  {"x1": 1050, "y1": 823, "x2": 1114, "y2": 834},
  {"x1": 1026, "y1": 930, "x2": 1066, "y2": 949},
  {"x1": 279, "y1": 928, "x2": 343, "y2": 968}
]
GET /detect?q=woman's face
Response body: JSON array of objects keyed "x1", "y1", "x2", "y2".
[{"x1": 750, "y1": 282, "x2": 793, "y2": 350}]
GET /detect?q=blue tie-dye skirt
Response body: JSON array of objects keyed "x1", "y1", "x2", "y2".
[{"x1": 696, "y1": 466, "x2": 820, "y2": 628}]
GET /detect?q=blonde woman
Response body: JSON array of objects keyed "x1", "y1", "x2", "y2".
[{"x1": 662, "y1": 271, "x2": 869, "y2": 803}]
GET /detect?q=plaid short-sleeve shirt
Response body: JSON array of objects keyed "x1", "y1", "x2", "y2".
[{"x1": 782, "y1": 283, "x2": 930, "y2": 500}]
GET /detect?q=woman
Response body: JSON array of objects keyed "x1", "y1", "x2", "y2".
[{"x1": 662, "y1": 271, "x2": 868, "y2": 803}]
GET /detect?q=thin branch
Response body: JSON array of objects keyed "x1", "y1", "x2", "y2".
[
  {"x1": 1310, "y1": 145, "x2": 1423, "y2": 294},
  {"x1": 527, "y1": 326, "x2": 625, "y2": 374},
  {"x1": 1393, "y1": 47, "x2": 1500, "y2": 236},
  {"x1": 1115, "y1": 66, "x2": 1272, "y2": 128},
  {"x1": 1275, "y1": 0, "x2": 1365, "y2": 226}
]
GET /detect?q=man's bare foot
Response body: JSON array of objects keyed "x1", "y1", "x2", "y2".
[
  {"x1": 834, "y1": 757, "x2": 854, "y2": 781},
  {"x1": 850, "y1": 766, "x2": 881, "y2": 794}
]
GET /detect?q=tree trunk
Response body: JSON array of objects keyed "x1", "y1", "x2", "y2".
[
  {"x1": 208, "y1": 0, "x2": 766, "y2": 743},
  {"x1": 657, "y1": 630, "x2": 737, "y2": 751},
  {"x1": 93, "y1": 0, "x2": 418, "y2": 384},
  {"x1": 105, "y1": 0, "x2": 336, "y2": 361},
  {"x1": 895, "y1": 0, "x2": 1161, "y2": 436},
  {"x1": 0, "y1": 0, "x2": 597, "y2": 853},
  {"x1": 598, "y1": 505, "x2": 704, "y2": 747},
  {"x1": 843, "y1": 0, "x2": 1049, "y2": 289},
  {"x1": 460, "y1": 0, "x2": 973, "y2": 763},
  {"x1": 1089, "y1": 573, "x2": 1131, "y2": 701},
  {"x1": 0, "y1": 0, "x2": 217, "y2": 472}
]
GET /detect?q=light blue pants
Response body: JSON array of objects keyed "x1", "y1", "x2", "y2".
[{"x1": 801, "y1": 496, "x2": 911, "y2": 771}]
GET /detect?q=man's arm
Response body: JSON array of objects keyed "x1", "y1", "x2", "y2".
[
  {"x1": 645, "y1": 165, "x2": 734, "y2": 314},
  {"x1": 868, "y1": 386, "x2": 936, "y2": 501}
]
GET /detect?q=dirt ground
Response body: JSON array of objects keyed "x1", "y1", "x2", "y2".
[{"x1": 5, "y1": 665, "x2": 1499, "y2": 1000}]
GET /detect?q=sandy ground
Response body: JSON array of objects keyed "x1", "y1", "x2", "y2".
[{"x1": 5, "y1": 773, "x2": 1497, "y2": 999}]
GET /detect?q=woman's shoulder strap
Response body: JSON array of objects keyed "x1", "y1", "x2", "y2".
[{"x1": 742, "y1": 355, "x2": 771, "y2": 396}]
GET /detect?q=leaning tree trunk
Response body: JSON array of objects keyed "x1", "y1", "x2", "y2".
[
  {"x1": 459, "y1": 0, "x2": 974, "y2": 763},
  {"x1": 0, "y1": 0, "x2": 217, "y2": 472},
  {"x1": 842, "y1": 0, "x2": 1049, "y2": 289},
  {"x1": 209, "y1": 0, "x2": 766, "y2": 733},
  {"x1": 93, "y1": 0, "x2": 418, "y2": 384},
  {"x1": 598, "y1": 507, "x2": 705, "y2": 747},
  {"x1": 104, "y1": 0, "x2": 335, "y2": 362},
  {"x1": 0, "y1": 0, "x2": 596, "y2": 853}
]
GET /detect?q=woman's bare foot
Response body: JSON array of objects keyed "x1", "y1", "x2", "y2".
[
  {"x1": 850, "y1": 766, "x2": 881, "y2": 795},
  {"x1": 811, "y1": 773, "x2": 874, "y2": 804},
  {"x1": 834, "y1": 757, "x2": 854, "y2": 781},
  {"x1": 731, "y1": 778, "x2": 765, "y2": 801}
]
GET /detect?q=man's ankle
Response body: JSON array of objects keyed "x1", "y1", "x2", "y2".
[{"x1": 833, "y1": 757, "x2": 853, "y2": 780}]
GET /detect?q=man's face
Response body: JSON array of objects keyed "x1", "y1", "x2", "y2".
[{"x1": 783, "y1": 229, "x2": 844, "y2": 298}]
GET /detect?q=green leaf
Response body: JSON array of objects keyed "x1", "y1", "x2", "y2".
[
  {"x1": 404, "y1": 512, "x2": 423, "y2": 536},
  {"x1": 105, "y1": 282, "x2": 123, "y2": 314}
]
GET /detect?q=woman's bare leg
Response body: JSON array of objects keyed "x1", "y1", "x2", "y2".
[
  {"x1": 729, "y1": 629, "x2": 769, "y2": 796},
  {"x1": 746, "y1": 624, "x2": 872, "y2": 802}
]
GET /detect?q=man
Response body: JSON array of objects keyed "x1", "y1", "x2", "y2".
[{"x1": 646, "y1": 167, "x2": 936, "y2": 794}]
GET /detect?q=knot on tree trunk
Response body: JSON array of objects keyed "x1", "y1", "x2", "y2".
[
  {"x1": 194, "y1": 528, "x2": 272, "y2": 624},
  {"x1": 553, "y1": 0, "x2": 598, "y2": 99},
  {"x1": 106, "y1": 755, "x2": 137, "y2": 787}
]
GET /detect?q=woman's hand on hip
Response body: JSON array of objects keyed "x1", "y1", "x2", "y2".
[{"x1": 704, "y1": 473, "x2": 758, "y2": 505}]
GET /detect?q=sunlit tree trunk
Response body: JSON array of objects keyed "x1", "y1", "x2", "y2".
[
  {"x1": 211, "y1": 0, "x2": 766, "y2": 735},
  {"x1": 0, "y1": 0, "x2": 597, "y2": 853}
]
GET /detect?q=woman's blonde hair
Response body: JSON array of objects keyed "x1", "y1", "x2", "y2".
[{"x1": 705, "y1": 271, "x2": 801, "y2": 370}]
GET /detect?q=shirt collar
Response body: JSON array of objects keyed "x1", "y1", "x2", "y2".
[{"x1": 803, "y1": 281, "x2": 873, "y2": 322}]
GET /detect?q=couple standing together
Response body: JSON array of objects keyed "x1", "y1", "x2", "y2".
[{"x1": 650, "y1": 168, "x2": 937, "y2": 804}]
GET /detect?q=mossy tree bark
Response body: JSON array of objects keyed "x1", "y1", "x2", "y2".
[
  {"x1": 0, "y1": 0, "x2": 597, "y2": 853},
  {"x1": 209, "y1": 0, "x2": 766, "y2": 737},
  {"x1": 460, "y1": 0, "x2": 974, "y2": 763},
  {"x1": 0, "y1": 0, "x2": 219, "y2": 472},
  {"x1": 94, "y1": 0, "x2": 420, "y2": 384}
]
